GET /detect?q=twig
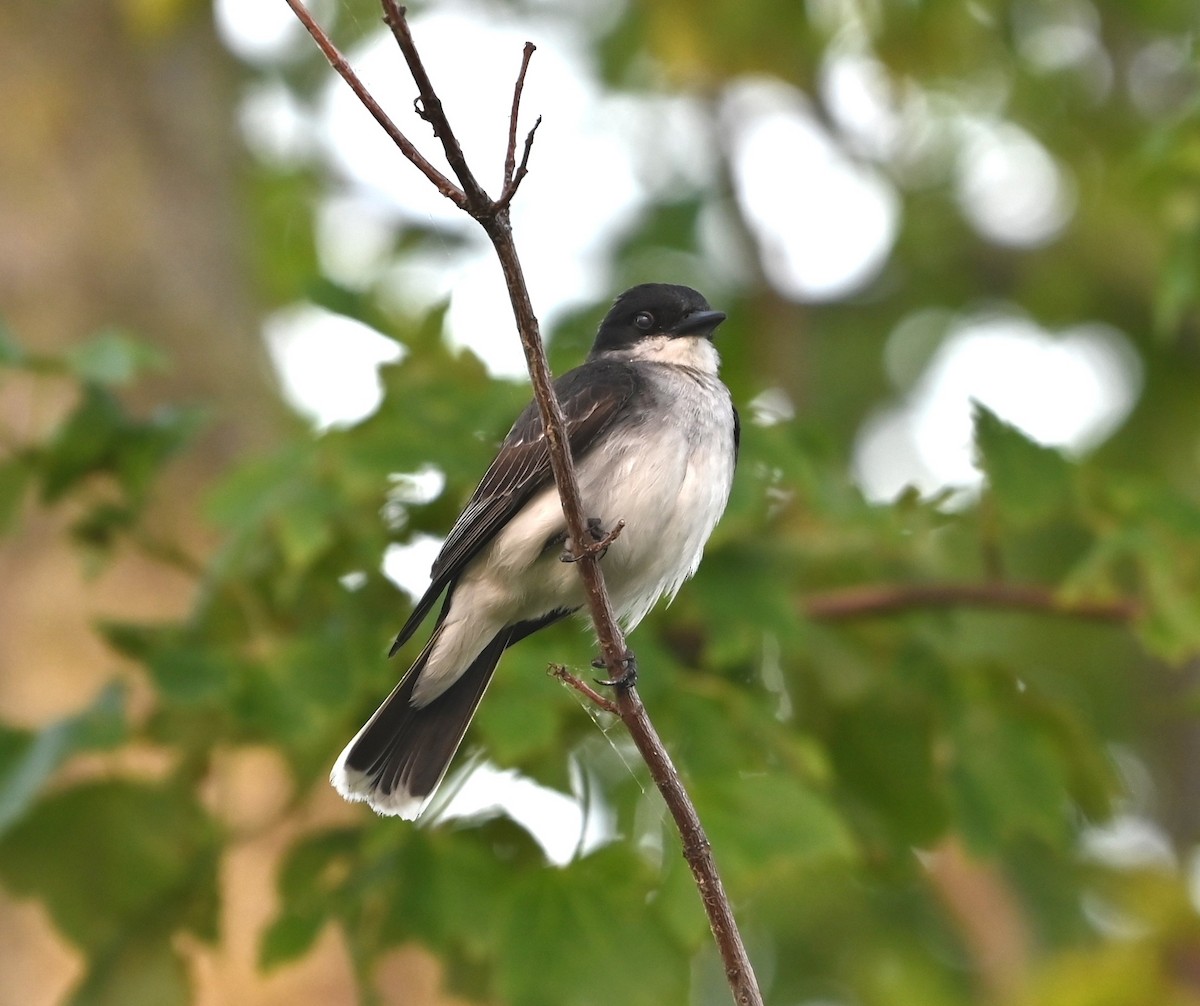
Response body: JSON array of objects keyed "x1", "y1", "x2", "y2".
[
  {"x1": 497, "y1": 116, "x2": 542, "y2": 211},
  {"x1": 380, "y1": 0, "x2": 490, "y2": 212},
  {"x1": 503, "y1": 44, "x2": 536, "y2": 187},
  {"x1": 293, "y1": 6, "x2": 763, "y2": 1004},
  {"x1": 552, "y1": 665, "x2": 620, "y2": 715},
  {"x1": 498, "y1": 43, "x2": 541, "y2": 208},
  {"x1": 803, "y1": 582, "x2": 1139, "y2": 623},
  {"x1": 281, "y1": 0, "x2": 465, "y2": 209}
]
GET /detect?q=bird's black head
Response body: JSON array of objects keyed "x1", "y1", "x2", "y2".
[{"x1": 590, "y1": 284, "x2": 726, "y2": 357}]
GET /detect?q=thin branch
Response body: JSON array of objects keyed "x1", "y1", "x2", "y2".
[
  {"x1": 803, "y1": 582, "x2": 1140, "y2": 623},
  {"x1": 380, "y1": 0, "x2": 491, "y2": 212},
  {"x1": 552, "y1": 665, "x2": 620, "y2": 715},
  {"x1": 294, "y1": 6, "x2": 763, "y2": 1003},
  {"x1": 503, "y1": 44, "x2": 536, "y2": 187},
  {"x1": 497, "y1": 116, "x2": 542, "y2": 211},
  {"x1": 282, "y1": 0, "x2": 465, "y2": 209},
  {"x1": 497, "y1": 44, "x2": 541, "y2": 208}
]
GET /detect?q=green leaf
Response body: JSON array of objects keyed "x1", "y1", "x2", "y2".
[
  {"x1": 273, "y1": 485, "x2": 337, "y2": 571},
  {"x1": 1135, "y1": 536, "x2": 1200, "y2": 662},
  {"x1": 0, "y1": 457, "x2": 33, "y2": 532},
  {"x1": 497, "y1": 847, "x2": 690, "y2": 1006},
  {"x1": 40, "y1": 386, "x2": 125, "y2": 502},
  {"x1": 827, "y1": 695, "x2": 949, "y2": 848},
  {"x1": 69, "y1": 932, "x2": 189, "y2": 1006},
  {"x1": 111, "y1": 407, "x2": 203, "y2": 501},
  {"x1": 0, "y1": 683, "x2": 126, "y2": 837},
  {"x1": 259, "y1": 908, "x2": 328, "y2": 971},
  {"x1": 261, "y1": 828, "x2": 362, "y2": 968},
  {"x1": 101, "y1": 625, "x2": 234, "y2": 705},
  {"x1": 973, "y1": 402, "x2": 1074, "y2": 525},
  {"x1": 66, "y1": 330, "x2": 167, "y2": 387},
  {"x1": 150, "y1": 647, "x2": 236, "y2": 704},
  {"x1": 696, "y1": 773, "x2": 858, "y2": 882},
  {"x1": 0, "y1": 780, "x2": 219, "y2": 953},
  {"x1": 1154, "y1": 222, "x2": 1200, "y2": 339},
  {"x1": 948, "y1": 707, "x2": 1070, "y2": 854},
  {"x1": 38, "y1": 386, "x2": 199, "y2": 507}
]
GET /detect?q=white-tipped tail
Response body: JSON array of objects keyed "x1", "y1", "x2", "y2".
[{"x1": 330, "y1": 739, "x2": 428, "y2": 819}]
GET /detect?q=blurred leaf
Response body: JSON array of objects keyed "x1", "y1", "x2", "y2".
[
  {"x1": 1134, "y1": 536, "x2": 1200, "y2": 662},
  {"x1": 948, "y1": 705, "x2": 1070, "y2": 854},
  {"x1": 66, "y1": 330, "x2": 166, "y2": 387},
  {"x1": 273, "y1": 483, "x2": 338, "y2": 572},
  {"x1": 0, "y1": 683, "x2": 126, "y2": 837},
  {"x1": 496, "y1": 846, "x2": 690, "y2": 1006},
  {"x1": 261, "y1": 828, "x2": 361, "y2": 968},
  {"x1": 69, "y1": 933, "x2": 189, "y2": 1006},
  {"x1": 0, "y1": 457, "x2": 33, "y2": 532},
  {"x1": 828, "y1": 694, "x2": 949, "y2": 848},
  {"x1": 102, "y1": 625, "x2": 234, "y2": 705},
  {"x1": 38, "y1": 386, "x2": 198, "y2": 507},
  {"x1": 0, "y1": 780, "x2": 219, "y2": 954},
  {"x1": 40, "y1": 386, "x2": 126, "y2": 502},
  {"x1": 696, "y1": 773, "x2": 858, "y2": 882},
  {"x1": 974, "y1": 402, "x2": 1074, "y2": 525}
]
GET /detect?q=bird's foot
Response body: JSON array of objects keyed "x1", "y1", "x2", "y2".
[
  {"x1": 592, "y1": 652, "x2": 638, "y2": 690},
  {"x1": 559, "y1": 517, "x2": 625, "y2": 563}
]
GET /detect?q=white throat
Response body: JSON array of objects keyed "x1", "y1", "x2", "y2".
[{"x1": 621, "y1": 335, "x2": 721, "y2": 374}]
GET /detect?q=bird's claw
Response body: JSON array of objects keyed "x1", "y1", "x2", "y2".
[
  {"x1": 593, "y1": 652, "x2": 637, "y2": 690},
  {"x1": 560, "y1": 517, "x2": 622, "y2": 563}
]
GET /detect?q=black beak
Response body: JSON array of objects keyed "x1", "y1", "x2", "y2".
[{"x1": 671, "y1": 309, "x2": 727, "y2": 338}]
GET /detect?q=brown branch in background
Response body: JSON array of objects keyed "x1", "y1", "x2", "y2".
[
  {"x1": 803, "y1": 582, "x2": 1140, "y2": 624},
  {"x1": 288, "y1": 3, "x2": 763, "y2": 1004},
  {"x1": 924, "y1": 838, "x2": 1031, "y2": 1002}
]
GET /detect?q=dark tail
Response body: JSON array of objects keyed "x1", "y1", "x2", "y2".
[
  {"x1": 332, "y1": 628, "x2": 511, "y2": 818},
  {"x1": 331, "y1": 606, "x2": 577, "y2": 819}
]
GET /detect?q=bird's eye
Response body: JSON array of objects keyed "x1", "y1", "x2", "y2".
[{"x1": 634, "y1": 311, "x2": 655, "y2": 331}]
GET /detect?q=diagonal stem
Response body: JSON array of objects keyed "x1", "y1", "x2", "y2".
[
  {"x1": 380, "y1": 0, "x2": 491, "y2": 212},
  {"x1": 282, "y1": 0, "x2": 465, "y2": 208}
]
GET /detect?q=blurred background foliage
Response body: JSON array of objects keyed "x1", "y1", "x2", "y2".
[{"x1": 2, "y1": 0, "x2": 1200, "y2": 1004}]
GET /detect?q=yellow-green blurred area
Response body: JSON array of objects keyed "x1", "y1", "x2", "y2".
[{"x1": 2, "y1": 0, "x2": 1200, "y2": 1004}]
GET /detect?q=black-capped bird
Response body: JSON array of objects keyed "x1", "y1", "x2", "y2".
[{"x1": 332, "y1": 283, "x2": 739, "y2": 818}]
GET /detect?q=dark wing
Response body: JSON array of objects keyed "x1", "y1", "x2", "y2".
[
  {"x1": 389, "y1": 360, "x2": 640, "y2": 655},
  {"x1": 732, "y1": 403, "x2": 741, "y2": 467}
]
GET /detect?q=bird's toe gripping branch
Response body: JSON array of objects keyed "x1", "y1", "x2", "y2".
[
  {"x1": 559, "y1": 517, "x2": 625, "y2": 564},
  {"x1": 592, "y1": 651, "x2": 638, "y2": 690}
]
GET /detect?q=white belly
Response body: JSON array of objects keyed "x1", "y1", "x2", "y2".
[{"x1": 477, "y1": 367, "x2": 734, "y2": 627}]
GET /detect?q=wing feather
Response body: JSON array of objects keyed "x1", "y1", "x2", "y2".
[{"x1": 389, "y1": 361, "x2": 639, "y2": 654}]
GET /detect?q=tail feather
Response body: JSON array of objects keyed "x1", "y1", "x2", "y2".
[
  {"x1": 332, "y1": 628, "x2": 511, "y2": 819},
  {"x1": 331, "y1": 605, "x2": 579, "y2": 820}
]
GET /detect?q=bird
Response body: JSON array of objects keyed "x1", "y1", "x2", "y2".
[{"x1": 331, "y1": 283, "x2": 739, "y2": 818}]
